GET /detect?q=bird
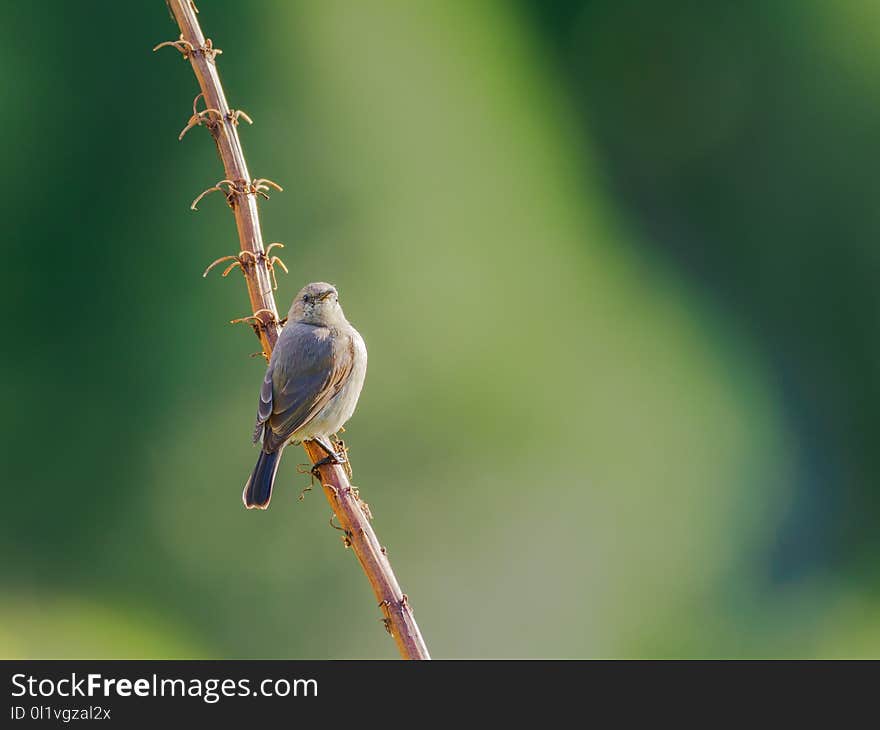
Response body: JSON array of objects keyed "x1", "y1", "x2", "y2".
[{"x1": 243, "y1": 282, "x2": 367, "y2": 509}]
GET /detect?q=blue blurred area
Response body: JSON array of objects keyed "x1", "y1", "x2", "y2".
[{"x1": 0, "y1": 0, "x2": 877, "y2": 658}]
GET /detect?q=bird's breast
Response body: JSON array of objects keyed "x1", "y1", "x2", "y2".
[{"x1": 295, "y1": 326, "x2": 367, "y2": 439}]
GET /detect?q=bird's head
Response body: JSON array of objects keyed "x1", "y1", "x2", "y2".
[{"x1": 288, "y1": 282, "x2": 344, "y2": 325}]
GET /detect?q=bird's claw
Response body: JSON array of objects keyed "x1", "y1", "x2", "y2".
[{"x1": 310, "y1": 451, "x2": 347, "y2": 479}]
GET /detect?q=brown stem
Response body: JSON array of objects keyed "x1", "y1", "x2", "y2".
[{"x1": 156, "y1": 0, "x2": 430, "y2": 660}]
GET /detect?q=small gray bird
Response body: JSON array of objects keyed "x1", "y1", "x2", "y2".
[{"x1": 243, "y1": 282, "x2": 367, "y2": 509}]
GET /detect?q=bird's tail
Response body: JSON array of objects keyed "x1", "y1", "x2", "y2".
[{"x1": 243, "y1": 448, "x2": 283, "y2": 510}]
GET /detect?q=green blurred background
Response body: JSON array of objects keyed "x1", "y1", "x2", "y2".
[{"x1": 2, "y1": 0, "x2": 878, "y2": 658}]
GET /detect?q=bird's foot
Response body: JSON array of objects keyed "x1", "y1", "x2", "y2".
[
  {"x1": 309, "y1": 436, "x2": 350, "y2": 478},
  {"x1": 309, "y1": 451, "x2": 347, "y2": 479}
]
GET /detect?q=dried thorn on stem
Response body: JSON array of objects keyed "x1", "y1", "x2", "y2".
[
  {"x1": 153, "y1": 35, "x2": 219, "y2": 63},
  {"x1": 230, "y1": 307, "x2": 277, "y2": 333},
  {"x1": 179, "y1": 107, "x2": 223, "y2": 141},
  {"x1": 295, "y1": 462, "x2": 320, "y2": 498},
  {"x1": 230, "y1": 308, "x2": 278, "y2": 338},
  {"x1": 154, "y1": 35, "x2": 219, "y2": 62},
  {"x1": 227, "y1": 109, "x2": 253, "y2": 126},
  {"x1": 263, "y1": 243, "x2": 289, "y2": 290},
  {"x1": 237, "y1": 250, "x2": 260, "y2": 266},
  {"x1": 244, "y1": 248, "x2": 288, "y2": 290},
  {"x1": 254, "y1": 178, "x2": 284, "y2": 191},
  {"x1": 153, "y1": 34, "x2": 195, "y2": 57},
  {"x1": 204, "y1": 249, "x2": 282, "y2": 281},
  {"x1": 331, "y1": 438, "x2": 353, "y2": 478},
  {"x1": 199, "y1": 37, "x2": 222, "y2": 63},
  {"x1": 202, "y1": 254, "x2": 240, "y2": 278},
  {"x1": 267, "y1": 259, "x2": 287, "y2": 290},
  {"x1": 191, "y1": 179, "x2": 236, "y2": 210},
  {"x1": 220, "y1": 260, "x2": 242, "y2": 277},
  {"x1": 192, "y1": 179, "x2": 282, "y2": 210},
  {"x1": 252, "y1": 178, "x2": 283, "y2": 200},
  {"x1": 378, "y1": 600, "x2": 394, "y2": 635},
  {"x1": 190, "y1": 185, "x2": 220, "y2": 210},
  {"x1": 178, "y1": 119, "x2": 198, "y2": 141},
  {"x1": 158, "y1": 0, "x2": 429, "y2": 660},
  {"x1": 181, "y1": 92, "x2": 212, "y2": 141}
]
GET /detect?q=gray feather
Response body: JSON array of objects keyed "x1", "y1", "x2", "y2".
[
  {"x1": 258, "y1": 322, "x2": 354, "y2": 452},
  {"x1": 253, "y1": 366, "x2": 275, "y2": 444}
]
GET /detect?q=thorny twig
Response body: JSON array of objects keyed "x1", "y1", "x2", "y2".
[{"x1": 155, "y1": 0, "x2": 430, "y2": 660}]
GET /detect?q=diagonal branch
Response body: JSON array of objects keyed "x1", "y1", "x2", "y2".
[{"x1": 155, "y1": 0, "x2": 430, "y2": 660}]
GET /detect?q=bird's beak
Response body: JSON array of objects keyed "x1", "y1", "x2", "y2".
[{"x1": 318, "y1": 291, "x2": 336, "y2": 301}]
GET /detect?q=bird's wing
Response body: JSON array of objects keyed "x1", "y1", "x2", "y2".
[
  {"x1": 262, "y1": 324, "x2": 354, "y2": 451},
  {"x1": 252, "y1": 365, "x2": 275, "y2": 444}
]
